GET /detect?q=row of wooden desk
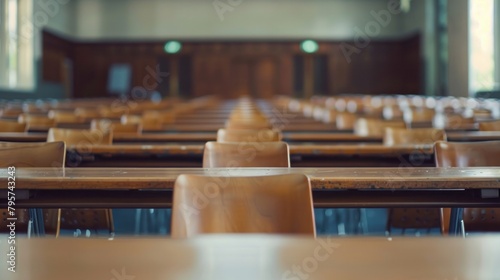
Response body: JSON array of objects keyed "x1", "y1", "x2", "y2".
[
  {"x1": 2, "y1": 167, "x2": 499, "y2": 209},
  {"x1": 2, "y1": 131, "x2": 500, "y2": 143},
  {"x1": 2, "y1": 234, "x2": 499, "y2": 279},
  {"x1": 50, "y1": 143, "x2": 437, "y2": 167}
]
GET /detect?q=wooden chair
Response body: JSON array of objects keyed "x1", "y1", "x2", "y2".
[
  {"x1": 354, "y1": 118, "x2": 406, "y2": 137},
  {"x1": 435, "y1": 141, "x2": 500, "y2": 234},
  {"x1": 443, "y1": 114, "x2": 475, "y2": 130},
  {"x1": 0, "y1": 142, "x2": 65, "y2": 236},
  {"x1": 170, "y1": 173, "x2": 315, "y2": 238},
  {"x1": 0, "y1": 141, "x2": 66, "y2": 167},
  {"x1": 98, "y1": 106, "x2": 130, "y2": 118},
  {"x1": 336, "y1": 112, "x2": 357, "y2": 130},
  {"x1": 48, "y1": 110, "x2": 83, "y2": 124},
  {"x1": 18, "y1": 114, "x2": 56, "y2": 128},
  {"x1": 47, "y1": 128, "x2": 113, "y2": 146},
  {"x1": 91, "y1": 119, "x2": 142, "y2": 134},
  {"x1": 216, "y1": 129, "x2": 281, "y2": 143},
  {"x1": 479, "y1": 120, "x2": 500, "y2": 131},
  {"x1": 384, "y1": 128, "x2": 446, "y2": 235},
  {"x1": 383, "y1": 128, "x2": 446, "y2": 146},
  {"x1": 0, "y1": 120, "x2": 27, "y2": 132},
  {"x1": 203, "y1": 141, "x2": 290, "y2": 168},
  {"x1": 403, "y1": 108, "x2": 435, "y2": 126},
  {"x1": 0, "y1": 141, "x2": 114, "y2": 238},
  {"x1": 0, "y1": 106, "x2": 23, "y2": 117},
  {"x1": 22, "y1": 103, "x2": 49, "y2": 114},
  {"x1": 322, "y1": 109, "x2": 336, "y2": 124},
  {"x1": 225, "y1": 119, "x2": 273, "y2": 130},
  {"x1": 121, "y1": 114, "x2": 165, "y2": 130},
  {"x1": 74, "y1": 108, "x2": 101, "y2": 120},
  {"x1": 142, "y1": 110, "x2": 176, "y2": 125}
]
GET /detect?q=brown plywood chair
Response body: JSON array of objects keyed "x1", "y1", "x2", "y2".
[
  {"x1": 216, "y1": 129, "x2": 282, "y2": 143},
  {"x1": 0, "y1": 141, "x2": 66, "y2": 168},
  {"x1": 403, "y1": 108, "x2": 435, "y2": 125},
  {"x1": 48, "y1": 110, "x2": 84, "y2": 124},
  {"x1": 0, "y1": 142, "x2": 65, "y2": 236},
  {"x1": 91, "y1": 119, "x2": 142, "y2": 134},
  {"x1": 385, "y1": 128, "x2": 446, "y2": 236},
  {"x1": 18, "y1": 114, "x2": 56, "y2": 128},
  {"x1": 203, "y1": 141, "x2": 290, "y2": 168},
  {"x1": 171, "y1": 173, "x2": 315, "y2": 238},
  {"x1": 225, "y1": 119, "x2": 273, "y2": 130},
  {"x1": 435, "y1": 141, "x2": 500, "y2": 234},
  {"x1": 383, "y1": 128, "x2": 446, "y2": 146},
  {"x1": 47, "y1": 128, "x2": 113, "y2": 146},
  {"x1": 0, "y1": 141, "x2": 114, "y2": 238},
  {"x1": 0, "y1": 106, "x2": 23, "y2": 117},
  {"x1": 74, "y1": 108, "x2": 101, "y2": 120},
  {"x1": 0, "y1": 120, "x2": 27, "y2": 132},
  {"x1": 121, "y1": 113, "x2": 167, "y2": 130},
  {"x1": 354, "y1": 118, "x2": 406, "y2": 137},
  {"x1": 335, "y1": 112, "x2": 357, "y2": 130},
  {"x1": 479, "y1": 120, "x2": 500, "y2": 131}
]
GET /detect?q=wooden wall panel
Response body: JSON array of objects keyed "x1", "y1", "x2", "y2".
[
  {"x1": 42, "y1": 30, "x2": 422, "y2": 99},
  {"x1": 42, "y1": 31, "x2": 73, "y2": 83}
]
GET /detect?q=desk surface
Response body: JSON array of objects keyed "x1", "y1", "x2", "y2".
[
  {"x1": 2, "y1": 235, "x2": 500, "y2": 280},
  {"x1": 5, "y1": 167, "x2": 499, "y2": 208},
  {"x1": 69, "y1": 143, "x2": 433, "y2": 156},
  {"x1": 2, "y1": 131, "x2": 500, "y2": 143},
  {"x1": 2, "y1": 167, "x2": 499, "y2": 190}
]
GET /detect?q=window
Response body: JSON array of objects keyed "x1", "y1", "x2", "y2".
[
  {"x1": 469, "y1": 0, "x2": 498, "y2": 93},
  {"x1": 0, "y1": 0, "x2": 34, "y2": 90}
]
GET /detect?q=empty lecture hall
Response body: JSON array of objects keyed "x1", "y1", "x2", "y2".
[{"x1": 1, "y1": 0, "x2": 500, "y2": 279}]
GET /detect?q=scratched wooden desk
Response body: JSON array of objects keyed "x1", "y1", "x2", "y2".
[
  {"x1": 1, "y1": 167, "x2": 499, "y2": 209},
  {"x1": 2, "y1": 235, "x2": 500, "y2": 280},
  {"x1": 61, "y1": 143, "x2": 434, "y2": 168}
]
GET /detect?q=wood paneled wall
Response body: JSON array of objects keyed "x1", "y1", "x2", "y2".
[{"x1": 42, "y1": 30, "x2": 421, "y2": 99}]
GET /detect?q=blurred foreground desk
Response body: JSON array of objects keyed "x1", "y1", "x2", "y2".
[
  {"x1": 1, "y1": 167, "x2": 499, "y2": 208},
  {"x1": 2, "y1": 235, "x2": 500, "y2": 280}
]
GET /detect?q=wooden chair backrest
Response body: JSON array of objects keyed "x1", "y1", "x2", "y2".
[
  {"x1": 434, "y1": 141, "x2": 500, "y2": 168},
  {"x1": 225, "y1": 119, "x2": 273, "y2": 130},
  {"x1": 435, "y1": 141, "x2": 500, "y2": 232},
  {"x1": 74, "y1": 108, "x2": 101, "y2": 120},
  {"x1": 142, "y1": 110, "x2": 176, "y2": 124},
  {"x1": 479, "y1": 120, "x2": 500, "y2": 131},
  {"x1": 0, "y1": 141, "x2": 66, "y2": 234},
  {"x1": 203, "y1": 141, "x2": 290, "y2": 168},
  {"x1": 216, "y1": 129, "x2": 281, "y2": 143},
  {"x1": 0, "y1": 141, "x2": 66, "y2": 168},
  {"x1": 0, "y1": 120, "x2": 27, "y2": 132},
  {"x1": 354, "y1": 118, "x2": 406, "y2": 137},
  {"x1": 47, "y1": 128, "x2": 113, "y2": 146},
  {"x1": 91, "y1": 119, "x2": 142, "y2": 134},
  {"x1": 384, "y1": 128, "x2": 446, "y2": 146},
  {"x1": 18, "y1": 114, "x2": 56, "y2": 127},
  {"x1": 48, "y1": 110, "x2": 82, "y2": 123},
  {"x1": 322, "y1": 109, "x2": 336, "y2": 124},
  {"x1": 404, "y1": 108, "x2": 435, "y2": 123},
  {"x1": 0, "y1": 107, "x2": 23, "y2": 117},
  {"x1": 335, "y1": 112, "x2": 357, "y2": 130},
  {"x1": 171, "y1": 174, "x2": 315, "y2": 238}
]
